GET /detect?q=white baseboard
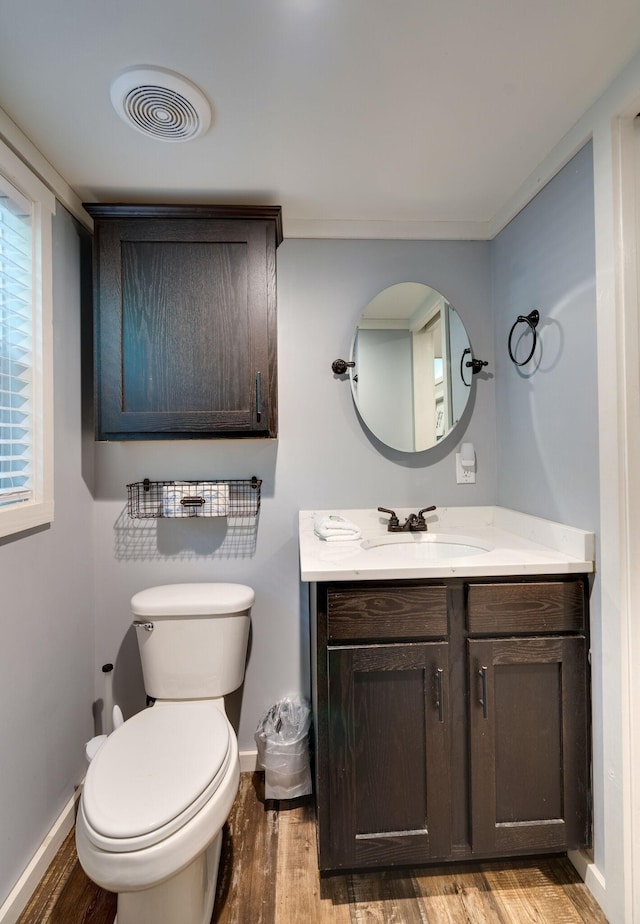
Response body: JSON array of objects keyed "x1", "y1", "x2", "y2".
[
  {"x1": 239, "y1": 749, "x2": 259, "y2": 773},
  {"x1": 568, "y1": 849, "x2": 607, "y2": 911},
  {"x1": 0, "y1": 788, "x2": 80, "y2": 924}
]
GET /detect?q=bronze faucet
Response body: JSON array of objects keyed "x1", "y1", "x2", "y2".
[{"x1": 378, "y1": 506, "x2": 436, "y2": 532}]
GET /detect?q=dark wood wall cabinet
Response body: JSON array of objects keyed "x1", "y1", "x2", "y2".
[
  {"x1": 84, "y1": 204, "x2": 282, "y2": 440},
  {"x1": 311, "y1": 575, "x2": 591, "y2": 872}
]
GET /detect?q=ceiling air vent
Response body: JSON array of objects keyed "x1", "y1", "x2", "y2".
[{"x1": 110, "y1": 66, "x2": 212, "y2": 142}]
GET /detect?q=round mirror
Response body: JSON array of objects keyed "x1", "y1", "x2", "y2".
[{"x1": 349, "y1": 283, "x2": 473, "y2": 452}]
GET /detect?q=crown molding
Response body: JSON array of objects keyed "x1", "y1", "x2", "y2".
[
  {"x1": 0, "y1": 107, "x2": 91, "y2": 230},
  {"x1": 282, "y1": 217, "x2": 492, "y2": 241}
]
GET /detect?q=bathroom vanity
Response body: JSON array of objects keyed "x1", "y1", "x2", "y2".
[{"x1": 299, "y1": 507, "x2": 595, "y2": 872}]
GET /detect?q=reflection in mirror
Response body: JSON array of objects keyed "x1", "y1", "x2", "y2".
[{"x1": 350, "y1": 283, "x2": 472, "y2": 453}]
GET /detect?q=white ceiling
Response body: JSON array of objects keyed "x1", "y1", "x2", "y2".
[{"x1": 1, "y1": 0, "x2": 639, "y2": 238}]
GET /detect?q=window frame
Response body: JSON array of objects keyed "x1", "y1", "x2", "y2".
[{"x1": 0, "y1": 139, "x2": 55, "y2": 539}]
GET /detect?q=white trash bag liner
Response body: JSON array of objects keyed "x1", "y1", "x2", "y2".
[{"x1": 255, "y1": 696, "x2": 312, "y2": 799}]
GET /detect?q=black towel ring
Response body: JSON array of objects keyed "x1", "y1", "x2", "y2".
[{"x1": 508, "y1": 310, "x2": 540, "y2": 366}]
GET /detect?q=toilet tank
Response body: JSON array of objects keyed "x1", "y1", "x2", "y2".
[{"x1": 131, "y1": 583, "x2": 254, "y2": 700}]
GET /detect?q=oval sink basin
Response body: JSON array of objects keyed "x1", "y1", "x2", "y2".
[{"x1": 360, "y1": 533, "x2": 492, "y2": 561}]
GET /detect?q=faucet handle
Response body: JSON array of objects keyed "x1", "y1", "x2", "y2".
[
  {"x1": 417, "y1": 505, "x2": 437, "y2": 524},
  {"x1": 378, "y1": 506, "x2": 400, "y2": 528}
]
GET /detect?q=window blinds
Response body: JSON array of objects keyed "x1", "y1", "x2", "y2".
[{"x1": 0, "y1": 180, "x2": 33, "y2": 507}]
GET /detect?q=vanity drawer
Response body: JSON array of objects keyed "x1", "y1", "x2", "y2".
[
  {"x1": 466, "y1": 580, "x2": 586, "y2": 635},
  {"x1": 326, "y1": 585, "x2": 447, "y2": 641}
]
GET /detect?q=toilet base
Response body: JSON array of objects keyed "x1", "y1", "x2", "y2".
[{"x1": 115, "y1": 832, "x2": 223, "y2": 924}]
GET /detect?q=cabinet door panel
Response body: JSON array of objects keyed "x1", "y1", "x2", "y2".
[
  {"x1": 326, "y1": 642, "x2": 451, "y2": 869},
  {"x1": 121, "y1": 240, "x2": 251, "y2": 413},
  {"x1": 93, "y1": 212, "x2": 277, "y2": 439},
  {"x1": 468, "y1": 636, "x2": 589, "y2": 855}
]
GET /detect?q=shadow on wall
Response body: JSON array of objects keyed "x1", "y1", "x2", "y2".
[
  {"x1": 351, "y1": 374, "x2": 486, "y2": 469},
  {"x1": 92, "y1": 625, "x2": 146, "y2": 734},
  {"x1": 91, "y1": 616, "x2": 252, "y2": 736},
  {"x1": 114, "y1": 507, "x2": 261, "y2": 561}
]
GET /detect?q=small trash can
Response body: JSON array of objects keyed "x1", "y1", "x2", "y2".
[{"x1": 254, "y1": 696, "x2": 312, "y2": 799}]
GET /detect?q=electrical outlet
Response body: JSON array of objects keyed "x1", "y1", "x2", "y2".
[{"x1": 456, "y1": 452, "x2": 476, "y2": 484}]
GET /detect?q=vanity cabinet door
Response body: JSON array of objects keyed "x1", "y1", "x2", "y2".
[
  {"x1": 324, "y1": 641, "x2": 451, "y2": 870},
  {"x1": 86, "y1": 204, "x2": 280, "y2": 440},
  {"x1": 468, "y1": 635, "x2": 589, "y2": 855}
]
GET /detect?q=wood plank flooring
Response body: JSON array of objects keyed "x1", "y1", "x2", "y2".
[
  {"x1": 17, "y1": 772, "x2": 608, "y2": 924},
  {"x1": 15, "y1": 827, "x2": 116, "y2": 924}
]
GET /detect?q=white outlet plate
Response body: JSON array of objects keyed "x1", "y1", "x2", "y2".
[{"x1": 456, "y1": 452, "x2": 476, "y2": 484}]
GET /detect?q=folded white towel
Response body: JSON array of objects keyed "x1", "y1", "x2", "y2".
[
  {"x1": 313, "y1": 514, "x2": 360, "y2": 533},
  {"x1": 313, "y1": 513, "x2": 362, "y2": 541}
]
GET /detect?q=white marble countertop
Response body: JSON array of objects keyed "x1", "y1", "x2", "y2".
[{"x1": 299, "y1": 506, "x2": 595, "y2": 582}]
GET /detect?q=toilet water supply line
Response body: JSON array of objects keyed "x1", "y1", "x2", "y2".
[{"x1": 103, "y1": 662, "x2": 114, "y2": 734}]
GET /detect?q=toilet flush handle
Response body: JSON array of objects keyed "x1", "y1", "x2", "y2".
[{"x1": 133, "y1": 620, "x2": 154, "y2": 632}]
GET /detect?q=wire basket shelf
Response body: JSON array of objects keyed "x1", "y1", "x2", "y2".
[{"x1": 127, "y1": 477, "x2": 262, "y2": 519}]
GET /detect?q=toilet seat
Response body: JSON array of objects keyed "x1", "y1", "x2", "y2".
[{"x1": 82, "y1": 701, "x2": 231, "y2": 852}]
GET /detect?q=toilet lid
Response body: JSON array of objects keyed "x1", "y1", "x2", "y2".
[
  {"x1": 131, "y1": 582, "x2": 255, "y2": 617},
  {"x1": 83, "y1": 701, "x2": 231, "y2": 846}
]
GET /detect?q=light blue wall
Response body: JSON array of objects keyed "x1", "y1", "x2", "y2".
[
  {"x1": 92, "y1": 239, "x2": 496, "y2": 754},
  {"x1": 492, "y1": 142, "x2": 600, "y2": 530},
  {"x1": 0, "y1": 206, "x2": 95, "y2": 905},
  {"x1": 491, "y1": 141, "x2": 602, "y2": 866}
]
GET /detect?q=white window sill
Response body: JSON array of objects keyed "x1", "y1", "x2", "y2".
[{"x1": 0, "y1": 501, "x2": 54, "y2": 540}]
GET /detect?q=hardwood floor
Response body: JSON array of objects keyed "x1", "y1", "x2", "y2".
[
  {"x1": 15, "y1": 827, "x2": 116, "y2": 924},
  {"x1": 17, "y1": 772, "x2": 608, "y2": 924}
]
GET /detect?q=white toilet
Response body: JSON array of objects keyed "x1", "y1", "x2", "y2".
[{"x1": 76, "y1": 582, "x2": 254, "y2": 924}]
